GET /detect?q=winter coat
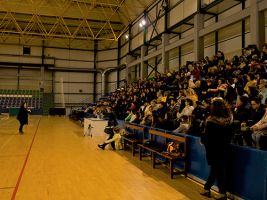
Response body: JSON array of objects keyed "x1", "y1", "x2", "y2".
[
  {"x1": 17, "y1": 107, "x2": 29, "y2": 125},
  {"x1": 201, "y1": 116, "x2": 233, "y2": 165}
]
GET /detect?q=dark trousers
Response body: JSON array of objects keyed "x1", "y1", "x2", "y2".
[
  {"x1": 106, "y1": 133, "x2": 115, "y2": 150},
  {"x1": 19, "y1": 123, "x2": 24, "y2": 132},
  {"x1": 204, "y1": 164, "x2": 226, "y2": 194}
]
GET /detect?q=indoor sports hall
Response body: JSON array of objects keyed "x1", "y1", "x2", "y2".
[{"x1": 0, "y1": 0, "x2": 267, "y2": 200}]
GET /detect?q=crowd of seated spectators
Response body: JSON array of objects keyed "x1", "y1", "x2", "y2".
[{"x1": 103, "y1": 44, "x2": 267, "y2": 150}]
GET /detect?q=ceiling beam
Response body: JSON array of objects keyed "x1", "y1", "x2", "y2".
[{"x1": 0, "y1": 11, "x2": 123, "y2": 25}]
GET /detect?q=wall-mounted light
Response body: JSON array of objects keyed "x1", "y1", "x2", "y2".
[
  {"x1": 141, "y1": 19, "x2": 146, "y2": 26},
  {"x1": 125, "y1": 34, "x2": 129, "y2": 39},
  {"x1": 139, "y1": 19, "x2": 146, "y2": 28}
]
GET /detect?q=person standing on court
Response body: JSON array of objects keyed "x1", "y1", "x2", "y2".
[
  {"x1": 200, "y1": 97, "x2": 233, "y2": 200},
  {"x1": 17, "y1": 102, "x2": 30, "y2": 134}
]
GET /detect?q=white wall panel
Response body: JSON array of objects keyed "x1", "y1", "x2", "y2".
[
  {"x1": 69, "y1": 73, "x2": 93, "y2": 82},
  {"x1": 0, "y1": 44, "x2": 20, "y2": 55},
  {"x1": 96, "y1": 73, "x2": 102, "y2": 96},
  {"x1": 96, "y1": 73, "x2": 101, "y2": 83},
  {"x1": 105, "y1": 69, "x2": 117, "y2": 93},
  {"x1": 68, "y1": 60, "x2": 93, "y2": 69},
  {"x1": 119, "y1": 68, "x2": 126, "y2": 81},
  {"x1": 218, "y1": 36, "x2": 242, "y2": 59},
  {"x1": 98, "y1": 49, "x2": 117, "y2": 60},
  {"x1": 169, "y1": 3, "x2": 184, "y2": 27},
  {"x1": 204, "y1": 33, "x2": 215, "y2": 47},
  {"x1": 107, "y1": 71, "x2": 117, "y2": 82},
  {"x1": 204, "y1": 17, "x2": 215, "y2": 28},
  {"x1": 131, "y1": 22, "x2": 139, "y2": 36},
  {"x1": 120, "y1": 57, "x2": 126, "y2": 65},
  {"x1": 0, "y1": 68, "x2": 18, "y2": 89},
  {"x1": 120, "y1": 43, "x2": 129, "y2": 58},
  {"x1": 169, "y1": 47, "x2": 179, "y2": 59},
  {"x1": 19, "y1": 69, "x2": 40, "y2": 78},
  {"x1": 218, "y1": 22, "x2": 241, "y2": 41},
  {"x1": 218, "y1": 4, "x2": 242, "y2": 20},
  {"x1": 181, "y1": 52, "x2": 194, "y2": 65},
  {"x1": 0, "y1": 68, "x2": 17, "y2": 76},
  {"x1": 54, "y1": 60, "x2": 93, "y2": 68},
  {"x1": 98, "y1": 40, "x2": 117, "y2": 50},
  {"x1": 54, "y1": 72, "x2": 93, "y2": 82},
  {"x1": 146, "y1": 17, "x2": 164, "y2": 41},
  {"x1": 19, "y1": 69, "x2": 40, "y2": 90},
  {"x1": 184, "y1": 0, "x2": 197, "y2": 18},
  {"x1": 30, "y1": 46, "x2": 42, "y2": 56},
  {"x1": 181, "y1": 28, "x2": 194, "y2": 38},
  {"x1": 68, "y1": 95, "x2": 88, "y2": 103},
  {"x1": 98, "y1": 60, "x2": 117, "y2": 68},
  {"x1": 131, "y1": 33, "x2": 143, "y2": 50},
  {"x1": 181, "y1": 42, "x2": 193, "y2": 55},
  {"x1": 147, "y1": 6, "x2": 156, "y2": 22},
  {"x1": 169, "y1": 35, "x2": 179, "y2": 44},
  {"x1": 169, "y1": 0, "x2": 181, "y2": 7},
  {"x1": 44, "y1": 71, "x2": 53, "y2": 92},
  {"x1": 45, "y1": 48, "x2": 94, "y2": 61},
  {"x1": 204, "y1": 46, "x2": 215, "y2": 58},
  {"x1": 169, "y1": 57, "x2": 179, "y2": 71},
  {"x1": 19, "y1": 80, "x2": 39, "y2": 90},
  {"x1": 69, "y1": 50, "x2": 93, "y2": 61},
  {"x1": 245, "y1": 32, "x2": 251, "y2": 47},
  {"x1": 45, "y1": 48, "x2": 69, "y2": 59}
]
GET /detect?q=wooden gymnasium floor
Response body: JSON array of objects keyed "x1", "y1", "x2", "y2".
[{"x1": 0, "y1": 115, "x2": 207, "y2": 200}]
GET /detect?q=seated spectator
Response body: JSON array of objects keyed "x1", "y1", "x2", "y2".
[
  {"x1": 131, "y1": 111, "x2": 141, "y2": 124},
  {"x1": 234, "y1": 95, "x2": 252, "y2": 124},
  {"x1": 241, "y1": 97, "x2": 265, "y2": 146},
  {"x1": 173, "y1": 115, "x2": 190, "y2": 134},
  {"x1": 258, "y1": 79, "x2": 267, "y2": 105},
  {"x1": 177, "y1": 98, "x2": 194, "y2": 120},
  {"x1": 260, "y1": 43, "x2": 267, "y2": 64},
  {"x1": 187, "y1": 100, "x2": 210, "y2": 136},
  {"x1": 207, "y1": 78, "x2": 228, "y2": 98},
  {"x1": 124, "y1": 110, "x2": 137, "y2": 122},
  {"x1": 244, "y1": 73, "x2": 257, "y2": 93},
  {"x1": 250, "y1": 109, "x2": 267, "y2": 149},
  {"x1": 152, "y1": 101, "x2": 167, "y2": 129},
  {"x1": 140, "y1": 106, "x2": 153, "y2": 126},
  {"x1": 98, "y1": 126, "x2": 122, "y2": 150}
]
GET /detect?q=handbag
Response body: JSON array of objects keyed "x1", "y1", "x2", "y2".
[
  {"x1": 167, "y1": 142, "x2": 184, "y2": 157},
  {"x1": 104, "y1": 126, "x2": 113, "y2": 134}
]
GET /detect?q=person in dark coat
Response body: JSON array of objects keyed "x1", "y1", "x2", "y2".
[
  {"x1": 17, "y1": 102, "x2": 30, "y2": 134},
  {"x1": 200, "y1": 97, "x2": 233, "y2": 200},
  {"x1": 98, "y1": 112, "x2": 118, "y2": 150}
]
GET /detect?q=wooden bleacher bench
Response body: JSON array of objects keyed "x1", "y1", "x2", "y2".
[
  {"x1": 121, "y1": 124, "x2": 145, "y2": 156},
  {"x1": 138, "y1": 129, "x2": 188, "y2": 179}
]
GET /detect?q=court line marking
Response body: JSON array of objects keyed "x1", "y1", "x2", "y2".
[
  {"x1": 0, "y1": 187, "x2": 15, "y2": 190},
  {"x1": 11, "y1": 118, "x2": 41, "y2": 200}
]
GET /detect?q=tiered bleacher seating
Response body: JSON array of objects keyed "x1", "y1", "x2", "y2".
[{"x1": 0, "y1": 89, "x2": 43, "y2": 114}]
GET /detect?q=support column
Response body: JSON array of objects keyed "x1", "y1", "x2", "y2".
[
  {"x1": 40, "y1": 40, "x2": 45, "y2": 92},
  {"x1": 40, "y1": 66, "x2": 45, "y2": 92},
  {"x1": 94, "y1": 41, "x2": 97, "y2": 102},
  {"x1": 250, "y1": 0, "x2": 265, "y2": 48},
  {"x1": 162, "y1": 33, "x2": 169, "y2": 73},
  {"x1": 194, "y1": 13, "x2": 204, "y2": 61},
  {"x1": 101, "y1": 72, "x2": 105, "y2": 96},
  {"x1": 141, "y1": 45, "x2": 148, "y2": 80},
  {"x1": 126, "y1": 54, "x2": 134, "y2": 84}
]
